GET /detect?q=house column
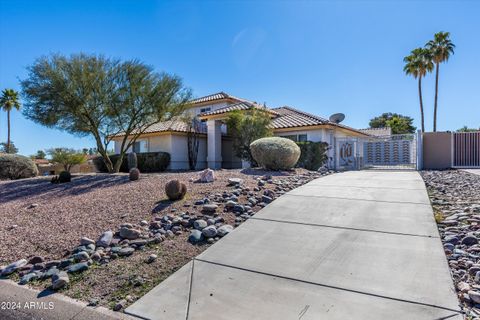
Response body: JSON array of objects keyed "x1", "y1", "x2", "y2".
[{"x1": 207, "y1": 119, "x2": 222, "y2": 169}]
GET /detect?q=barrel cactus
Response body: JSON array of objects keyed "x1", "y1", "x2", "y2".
[
  {"x1": 250, "y1": 137, "x2": 301, "y2": 170},
  {"x1": 127, "y1": 152, "x2": 138, "y2": 170},
  {"x1": 165, "y1": 179, "x2": 187, "y2": 201},
  {"x1": 129, "y1": 168, "x2": 140, "y2": 181}
]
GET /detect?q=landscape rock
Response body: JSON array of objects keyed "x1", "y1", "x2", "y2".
[
  {"x1": 202, "y1": 204, "x2": 218, "y2": 213},
  {"x1": 146, "y1": 254, "x2": 157, "y2": 264},
  {"x1": 194, "y1": 219, "x2": 208, "y2": 230},
  {"x1": 28, "y1": 256, "x2": 44, "y2": 265},
  {"x1": 67, "y1": 262, "x2": 89, "y2": 273},
  {"x1": 188, "y1": 230, "x2": 204, "y2": 244},
  {"x1": 228, "y1": 178, "x2": 243, "y2": 186},
  {"x1": 19, "y1": 272, "x2": 38, "y2": 285},
  {"x1": 202, "y1": 225, "x2": 217, "y2": 238},
  {"x1": 97, "y1": 231, "x2": 113, "y2": 247},
  {"x1": 80, "y1": 237, "x2": 95, "y2": 246},
  {"x1": 119, "y1": 227, "x2": 141, "y2": 240},
  {"x1": 118, "y1": 247, "x2": 135, "y2": 257},
  {"x1": 217, "y1": 225, "x2": 234, "y2": 237},
  {"x1": 199, "y1": 168, "x2": 215, "y2": 183},
  {"x1": 1, "y1": 259, "x2": 27, "y2": 276},
  {"x1": 51, "y1": 271, "x2": 69, "y2": 290}
]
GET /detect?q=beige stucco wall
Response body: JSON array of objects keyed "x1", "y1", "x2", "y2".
[
  {"x1": 423, "y1": 132, "x2": 452, "y2": 170},
  {"x1": 169, "y1": 134, "x2": 208, "y2": 170}
]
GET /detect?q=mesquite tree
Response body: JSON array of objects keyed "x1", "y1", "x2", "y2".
[{"x1": 21, "y1": 54, "x2": 191, "y2": 172}]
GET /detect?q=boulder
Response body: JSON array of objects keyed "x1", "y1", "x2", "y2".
[{"x1": 199, "y1": 169, "x2": 215, "y2": 183}]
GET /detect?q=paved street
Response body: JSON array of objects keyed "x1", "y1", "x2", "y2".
[{"x1": 126, "y1": 170, "x2": 461, "y2": 320}]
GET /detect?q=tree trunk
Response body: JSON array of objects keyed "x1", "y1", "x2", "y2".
[
  {"x1": 418, "y1": 76, "x2": 425, "y2": 133},
  {"x1": 433, "y1": 62, "x2": 440, "y2": 132},
  {"x1": 113, "y1": 153, "x2": 125, "y2": 173},
  {"x1": 7, "y1": 109, "x2": 11, "y2": 152}
]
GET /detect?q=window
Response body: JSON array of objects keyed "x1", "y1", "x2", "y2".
[
  {"x1": 200, "y1": 107, "x2": 211, "y2": 113},
  {"x1": 132, "y1": 140, "x2": 148, "y2": 153},
  {"x1": 281, "y1": 134, "x2": 308, "y2": 142}
]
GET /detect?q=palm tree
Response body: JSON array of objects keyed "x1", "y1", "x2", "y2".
[
  {"x1": 426, "y1": 32, "x2": 455, "y2": 132},
  {"x1": 0, "y1": 89, "x2": 21, "y2": 153},
  {"x1": 403, "y1": 48, "x2": 433, "y2": 132}
]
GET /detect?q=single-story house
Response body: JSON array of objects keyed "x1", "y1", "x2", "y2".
[{"x1": 112, "y1": 92, "x2": 369, "y2": 170}]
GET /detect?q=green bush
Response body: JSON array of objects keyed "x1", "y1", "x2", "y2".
[
  {"x1": 59, "y1": 171, "x2": 72, "y2": 183},
  {"x1": 94, "y1": 152, "x2": 170, "y2": 173},
  {"x1": 250, "y1": 137, "x2": 301, "y2": 170},
  {"x1": 0, "y1": 153, "x2": 38, "y2": 180},
  {"x1": 296, "y1": 141, "x2": 329, "y2": 170}
]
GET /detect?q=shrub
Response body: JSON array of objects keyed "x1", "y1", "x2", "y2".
[
  {"x1": 129, "y1": 168, "x2": 140, "y2": 181},
  {"x1": 47, "y1": 148, "x2": 86, "y2": 172},
  {"x1": 250, "y1": 137, "x2": 301, "y2": 170},
  {"x1": 94, "y1": 152, "x2": 170, "y2": 173},
  {"x1": 165, "y1": 179, "x2": 187, "y2": 200},
  {"x1": 127, "y1": 152, "x2": 137, "y2": 170},
  {"x1": 59, "y1": 171, "x2": 71, "y2": 183},
  {"x1": 296, "y1": 141, "x2": 329, "y2": 170},
  {"x1": 0, "y1": 153, "x2": 38, "y2": 180}
]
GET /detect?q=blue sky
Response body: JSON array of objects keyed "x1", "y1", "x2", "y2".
[{"x1": 0, "y1": 0, "x2": 479, "y2": 156}]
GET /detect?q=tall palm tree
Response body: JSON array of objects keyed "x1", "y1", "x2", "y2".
[
  {"x1": 403, "y1": 48, "x2": 433, "y2": 132},
  {"x1": 0, "y1": 89, "x2": 21, "y2": 153},
  {"x1": 426, "y1": 31, "x2": 455, "y2": 132}
]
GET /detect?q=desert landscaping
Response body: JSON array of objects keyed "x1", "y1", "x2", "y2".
[
  {"x1": 0, "y1": 168, "x2": 328, "y2": 310},
  {"x1": 422, "y1": 170, "x2": 480, "y2": 318}
]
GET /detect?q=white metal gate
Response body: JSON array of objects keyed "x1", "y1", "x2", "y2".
[
  {"x1": 452, "y1": 132, "x2": 480, "y2": 168},
  {"x1": 363, "y1": 134, "x2": 417, "y2": 169}
]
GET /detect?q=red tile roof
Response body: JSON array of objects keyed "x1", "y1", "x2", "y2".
[
  {"x1": 199, "y1": 101, "x2": 278, "y2": 117},
  {"x1": 190, "y1": 92, "x2": 251, "y2": 105}
]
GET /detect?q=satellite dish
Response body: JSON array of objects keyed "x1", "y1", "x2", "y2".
[{"x1": 329, "y1": 113, "x2": 345, "y2": 124}]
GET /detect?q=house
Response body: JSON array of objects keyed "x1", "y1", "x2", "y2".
[{"x1": 112, "y1": 92, "x2": 369, "y2": 170}]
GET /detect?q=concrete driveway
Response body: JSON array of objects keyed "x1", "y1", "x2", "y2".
[{"x1": 126, "y1": 170, "x2": 461, "y2": 320}]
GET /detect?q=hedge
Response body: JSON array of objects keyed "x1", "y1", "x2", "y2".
[
  {"x1": 250, "y1": 137, "x2": 301, "y2": 170},
  {"x1": 296, "y1": 141, "x2": 329, "y2": 171},
  {"x1": 94, "y1": 152, "x2": 170, "y2": 173},
  {"x1": 0, "y1": 153, "x2": 38, "y2": 180}
]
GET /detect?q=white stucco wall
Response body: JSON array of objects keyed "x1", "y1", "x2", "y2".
[
  {"x1": 169, "y1": 134, "x2": 208, "y2": 170},
  {"x1": 185, "y1": 102, "x2": 230, "y2": 116},
  {"x1": 275, "y1": 128, "x2": 326, "y2": 142}
]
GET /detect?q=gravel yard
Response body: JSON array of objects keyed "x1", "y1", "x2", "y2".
[
  {"x1": 422, "y1": 170, "x2": 480, "y2": 319},
  {"x1": 0, "y1": 168, "x2": 324, "y2": 309}
]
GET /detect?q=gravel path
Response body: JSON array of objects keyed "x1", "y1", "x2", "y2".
[
  {"x1": 0, "y1": 169, "x2": 308, "y2": 264},
  {"x1": 422, "y1": 170, "x2": 480, "y2": 319}
]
